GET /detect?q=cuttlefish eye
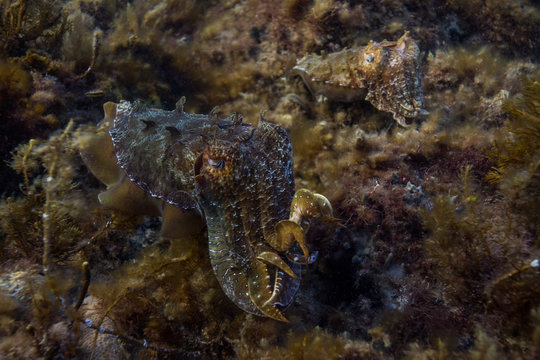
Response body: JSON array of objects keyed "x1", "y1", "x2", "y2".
[
  {"x1": 364, "y1": 53, "x2": 376, "y2": 63},
  {"x1": 208, "y1": 157, "x2": 226, "y2": 170}
]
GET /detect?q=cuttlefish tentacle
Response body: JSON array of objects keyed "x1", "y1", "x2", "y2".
[
  {"x1": 252, "y1": 189, "x2": 339, "y2": 320},
  {"x1": 248, "y1": 261, "x2": 289, "y2": 322},
  {"x1": 289, "y1": 189, "x2": 340, "y2": 228},
  {"x1": 264, "y1": 266, "x2": 299, "y2": 308},
  {"x1": 257, "y1": 251, "x2": 299, "y2": 279},
  {"x1": 268, "y1": 220, "x2": 308, "y2": 262},
  {"x1": 283, "y1": 188, "x2": 341, "y2": 265}
]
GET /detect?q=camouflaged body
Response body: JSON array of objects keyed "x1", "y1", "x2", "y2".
[
  {"x1": 105, "y1": 100, "x2": 302, "y2": 318},
  {"x1": 293, "y1": 32, "x2": 426, "y2": 126}
]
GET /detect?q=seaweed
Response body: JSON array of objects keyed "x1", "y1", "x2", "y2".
[
  {"x1": 488, "y1": 259, "x2": 540, "y2": 330},
  {"x1": 0, "y1": 0, "x2": 66, "y2": 57},
  {"x1": 421, "y1": 166, "x2": 510, "y2": 307},
  {"x1": 485, "y1": 73, "x2": 540, "y2": 234},
  {"x1": 237, "y1": 326, "x2": 383, "y2": 360},
  {"x1": 446, "y1": 0, "x2": 540, "y2": 57},
  {"x1": 420, "y1": 118, "x2": 540, "y2": 351},
  {"x1": 0, "y1": 122, "x2": 142, "y2": 358},
  {"x1": 85, "y1": 235, "x2": 234, "y2": 358}
]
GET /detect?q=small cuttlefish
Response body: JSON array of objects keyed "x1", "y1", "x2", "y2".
[{"x1": 293, "y1": 31, "x2": 427, "y2": 126}]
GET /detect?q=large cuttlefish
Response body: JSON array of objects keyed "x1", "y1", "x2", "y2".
[{"x1": 80, "y1": 98, "x2": 334, "y2": 321}]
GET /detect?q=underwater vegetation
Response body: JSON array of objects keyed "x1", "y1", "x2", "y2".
[
  {"x1": 418, "y1": 75, "x2": 540, "y2": 355},
  {"x1": 486, "y1": 74, "x2": 540, "y2": 235},
  {"x1": 0, "y1": 0, "x2": 66, "y2": 57},
  {"x1": 1, "y1": 0, "x2": 540, "y2": 359}
]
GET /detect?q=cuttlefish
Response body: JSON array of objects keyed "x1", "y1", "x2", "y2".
[
  {"x1": 293, "y1": 32, "x2": 427, "y2": 126},
  {"x1": 80, "y1": 98, "x2": 335, "y2": 321}
]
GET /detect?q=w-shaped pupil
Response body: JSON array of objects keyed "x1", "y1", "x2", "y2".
[{"x1": 208, "y1": 157, "x2": 225, "y2": 170}]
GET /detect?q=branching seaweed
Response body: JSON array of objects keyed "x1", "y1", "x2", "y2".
[
  {"x1": 485, "y1": 73, "x2": 540, "y2": 234},
  {"x1": 0, "y1": 122, "x2": 139, "y2": 357},
  {"x1": 421, "y1": 166, "x2": 498, "y2": 306},
  {"x1": 421, "y1": 76, "x2": 540, "y2": 347},
  {"x1": 0, "y1": 0, "x2": 66, "y2": 56},
  {"x1": 488, "y1": 259, "x2": 540, "y2": 324}
]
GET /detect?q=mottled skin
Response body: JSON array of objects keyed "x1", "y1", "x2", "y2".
[
  {"x1": 195, "y1": 120, "x2": 299, "y2": 320},
  {"x1": 293, "y1": 32, "x2": 426, "y2": 126},
  {"x1": 81, "y1": 99, "x2": 333, "y2": 321}
]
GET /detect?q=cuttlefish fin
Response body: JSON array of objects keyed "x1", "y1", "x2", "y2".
[
  {"x1": 98, "y1": 174, "x2": 162, "y2": 216},
  {"x1": 161, "y1": 203, "x2": 205, "y2": 240},
  {"x1": 79, "y1": 104, "x2": 122, "y2": 187}
]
